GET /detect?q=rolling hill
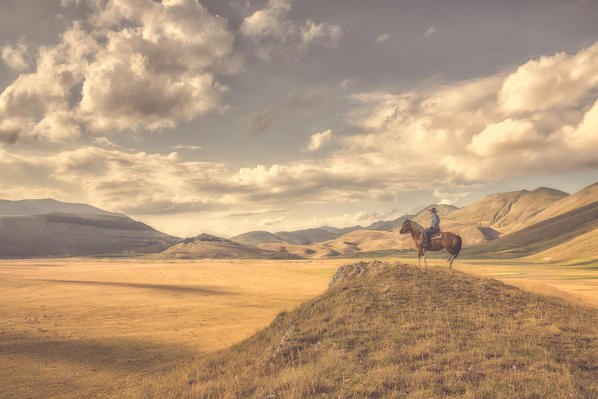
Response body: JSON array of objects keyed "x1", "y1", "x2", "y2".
[
  {"x1": 234, "y1": 205, "x2": 459, "y2": 249},
  {"x1": 273, "y1": 228, "x2": 350, "y2": 245},
  {"x1": 239, "y1": 182, "x2": 595, "y2": 260},
  {"x1": 445, "y1": 187, "x2": 567, "y2": 233},
  {"x1": 230, "y1": 231, "x2": 285, "y2": 246},
  {"x1": 531, "y1": 228, "x2": 598, "y2": 262},
  {"x1": 257, "y1": 203, "x2": 495, "y2": 259},
  {"x1": 260, "y1": 229, "x2": 404, "y2": 259},
  {"x1": 0, "y1": 198, "x2": 125, "y2": 217},
  {"x1": 519, "y1": 182, "x2": 598, "y2": 229},
  {"x1": 0, "y1": 212, "x2": 177, "y2": 257},
  {"x1": 158, "y1": 233, "x2": 302, "y2": 259},
  {"x1": 465, "y1": 201, "x2": 598, "y2": 258},
  {"x1": 231, "y1": 226, "x2": 363, "y2": 247},
  {"x1": 142, "y1": 261, "x2": 598, "y2": 398}
]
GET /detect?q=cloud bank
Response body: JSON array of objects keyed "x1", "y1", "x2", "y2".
[
  {"x1": 342, "y1": 41, "x2": 598, "y2": 183},
  {"x1": 0, "y1": 0, "x2": 237, "y2": 143}
]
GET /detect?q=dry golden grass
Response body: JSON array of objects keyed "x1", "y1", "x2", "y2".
[
  {"x1": 3, "y1": 257, "x2": 598, "y2": 398},
  {"x1": 0, "y1": 258, "x2": 347, "y2": 399},
  {"x1": 530, "y1": 228, "x2": 598, "y2": 262},
  {"x1": 140, "y1": 262, "x2": 598, "y2": 398}
]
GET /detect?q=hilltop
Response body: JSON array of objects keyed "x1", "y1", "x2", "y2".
[
  {"x1": 519, "y1": 182, "x2": 598, "y2": 229},
  {"x1": 464, "y1": 182, "x2": 598, "y2": 259},
  {"x1": 0, "y1": 198, "x2": 125, "y2": 218},
  {"x1": 466, "y1": 200, "x2": 598, "y2": 258},
  {"x1": 0, "y1": 212, "x2": 177, "y2": 258},
  {"x1": 158, "y1": 233, "x2": 302, "y2": 259},
  {"x1": 143, "y1": 261, "x2": 598, "y2": 398},
  {"x1": 446, "y1": 187, "x2": 567, "y2": 233}
]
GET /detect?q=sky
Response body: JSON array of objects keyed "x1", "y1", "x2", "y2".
[{"x1": 1, "y1": 0, "x2": 598, "y2": 238}]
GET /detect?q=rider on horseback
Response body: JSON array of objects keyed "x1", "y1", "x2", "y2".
[{"x1": 422, "y1": 207, "x2": 440, "y2": 249}]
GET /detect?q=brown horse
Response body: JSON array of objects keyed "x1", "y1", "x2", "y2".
[{"x1": 399, "y1": 219, "x2": 462, "y2": 268}]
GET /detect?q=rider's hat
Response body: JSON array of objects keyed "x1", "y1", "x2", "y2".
[{"x1": 429, "y1": 207, "x2": 438, "y2": 213}]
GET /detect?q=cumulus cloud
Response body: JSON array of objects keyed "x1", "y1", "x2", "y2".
[
  {"x1": 433, "y1": 190, "x2": 470, "y2": 206},
  {"x1": 0, "y1": 146, "x2": 229, "y2": 215},
  {"x1": 1, "y1": 41, "x2": 31, "y2": 71},
  {"x1": 340, "y1": 41, "x2": 598, "y2": 183},
  {"x1": 307, "y1": 129, "x2": 332, "y2": 152},
  {"x1": 0, "y1": 0, "x2": 238, "y2": 143},
  {"x1": 375, "y1": 33, "x2": 390, "y2": 43},
  {"x1": 240, "y1": 0, "x2": 342, "y2": 58},
  {"x1": 246, "y1": 90, "x2": 325, "y2": 135}
]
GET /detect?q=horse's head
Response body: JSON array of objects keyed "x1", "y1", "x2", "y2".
[{"x1": 399, "y1": 219, "x2": 411, "y2": 234}]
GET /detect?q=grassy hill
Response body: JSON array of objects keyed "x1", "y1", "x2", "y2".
[
  {"x1": 232, "y1": 227, "x2": 363, "y2": 247},
  {"x1": 262, "y1": 223, "x2": 495, "y2": 258},
  {"x1": 0, "y1": 198, "x2": 125, "y2": 217},
  {"x1": 465, "y1": 201, "x2": 598, "y2": 258},
  {"x1": 0, "y1": 212, "x2": 177, "y2": 257},
  {"x1": 274, "y1": 228, "x2": 344, "y2": 245},
  {"x1": 142, "y1": 261, "x2": 598, "y2": 398},
  {"x1": 231, "y1": 230, "x2": 285, "y2": 246},
  {"x1": 531, "y1": 227, "x2": 598, "y2": 262},
  {"x1": 446, "y1": 187, "x2": 567, "y2": 233},
  {"x1": 158, "y1": 234, "x2": 302, "y2": 259},
  {"x1": 520, "y1": 182, "x2": 598, "y2": 229},
  {"x1": 261, "y1": 229, "x2": 400, "y2": 258}
]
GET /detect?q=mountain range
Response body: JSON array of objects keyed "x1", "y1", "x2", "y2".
[
  {"x1": 0, "y1": 181, "x2": 596, "y2": 261},
  {"x1": 233, "y1": 184, "x2": 597, "y2": 262}
]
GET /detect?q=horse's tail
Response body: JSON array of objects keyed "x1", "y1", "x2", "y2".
[{"x1": 453, "y1": 234, "x2": 462, "y2": 258}]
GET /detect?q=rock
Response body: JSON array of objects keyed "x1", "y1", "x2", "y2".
[{"x1": 329, "y1": 260, "x2": 389, "y2": 287}]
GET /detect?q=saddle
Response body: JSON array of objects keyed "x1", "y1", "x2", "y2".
[{"x1": 421, "y1": 231, "x2": 442, "y2": 250}]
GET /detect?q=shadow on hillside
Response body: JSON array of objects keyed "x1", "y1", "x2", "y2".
[
  {"x1": 40, "y1": 279, "x2": 236, "y2": 295},
  {"x1": 1, "y1": 336, "x2": 197, "y2": 372}
]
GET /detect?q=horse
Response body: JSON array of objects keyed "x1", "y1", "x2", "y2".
[{"x1": 399, "y1": 219, "x2": 462, "y2": 269}]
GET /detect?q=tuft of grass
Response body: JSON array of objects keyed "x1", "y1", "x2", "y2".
[{"x1": 143, "y1": 262, "x2": 598, "y2": 398}]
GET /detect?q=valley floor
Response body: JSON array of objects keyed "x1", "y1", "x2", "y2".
[{"x1": 1, "y1": 257, "x2": 598, "y2": 398}]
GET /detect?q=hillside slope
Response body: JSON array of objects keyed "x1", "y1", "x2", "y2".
[
  {"x1": 274, "y1": 228, "x2": 344, "y2": 245},
  {"x1": 446, "y1": 187, "x2": 567, "y2": 233},
  {"x1": 144, "y1": 261, "x2": 598, "y2": 398},
  {"x1": 232, "y1": 226, "x2": 363, "y2": 247},
  {"x1": 466, "y1": 201, "x2": 598, "y2": 258},
  {"x1": 520, "y1": 182, "x2": 598, "y2": 229},
  {"x1": 260, "y1": 229, "x2": 403, "y2": 258},
  {"x1": 0, "y1": 212, "x2": 177, "y2": 257},
  {"x1": 231, "y1": 231, "x2": 284, "y2": 246},
  {"x1": 531, "y1": 227, "x2": 598, "y2": 262},
  {"x1": 158, "y1": 234, "x2": 302, "y2": 259}
]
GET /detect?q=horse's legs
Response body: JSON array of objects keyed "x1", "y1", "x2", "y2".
[
  {"x1": 447, "y1": 254, "x2": 454, "y2": 269},
  {"x1": 423, "y1": 252, "x2": 428, "y2": 268}
]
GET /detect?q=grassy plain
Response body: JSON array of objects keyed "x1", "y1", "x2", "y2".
[
  {"x1": 143, "y1": 262, "x2": 598, "y2": 398},
  {"x1": 0, "y1": 258, "x2": 347, "y2": 399},
  {"x1": 2, "y1": 256, "x2": 598, "y2": 398}
]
